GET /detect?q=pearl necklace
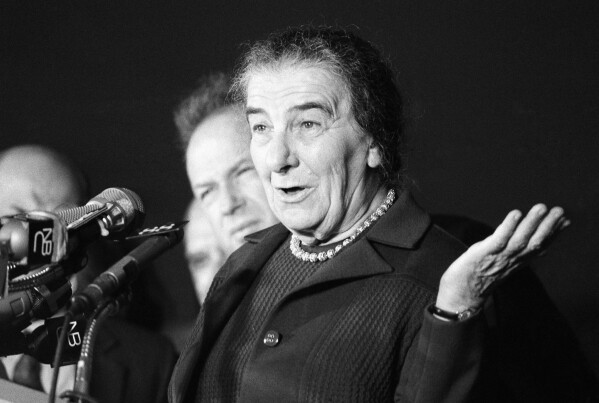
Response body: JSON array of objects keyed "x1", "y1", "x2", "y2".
[{"x1": 289, "y1": 188, "x2": 396, "y2": 262}]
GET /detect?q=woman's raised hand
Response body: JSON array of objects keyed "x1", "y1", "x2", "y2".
[{"x1": 436, "y1": 204, "x2": 570, "y2": 313}]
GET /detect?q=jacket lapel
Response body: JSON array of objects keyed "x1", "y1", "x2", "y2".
[
  {"x1": 295, "y1": 237, "x2": 393, "y2": 291},
  {"x1": 201, "y1": 224, "x2": 289, "y2": 352},
  {"x1": 171, "y1": 224, "x2": 289, "y2": 403},
  {"x1": 289, "y1": 190, "x2": 432, "y2": 293},
  {"x1": 367, "y1": 190, "x2": 430, "y2": 249}
]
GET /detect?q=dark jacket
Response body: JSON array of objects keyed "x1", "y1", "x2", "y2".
[
  {"x1": 169, "y1": 191, "x2": 598, "y2": 402},
  {"x1": 169, "y1": 191, "x2": 485, "y2": 402},
  {"x1": 0, "y1": 318, "x2": 176, "y2": 403},
  {"x1": 432, "y1": 214, "x2": 599, "y2": 402},
  {"x1": 90, "y1": 318, "x2": 177, "y2": 403}
]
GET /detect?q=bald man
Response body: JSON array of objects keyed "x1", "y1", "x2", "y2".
[
  {"x1": 0, "y1": 144, "x2": 176, "y2": 403},
  {"x1": 0, "y1": 144, "x2": 88, "y2": 215}
]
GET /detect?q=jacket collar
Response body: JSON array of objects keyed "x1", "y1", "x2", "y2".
[
  {"x1": 241, "y1": 189, "x2": 431, "y2": 289},
  {"x1": 366, "y1": 189, "x2": 430, "y2": 249},
  {"x1": 245, "y1": 189, "x2": 430, "y2": 250}
]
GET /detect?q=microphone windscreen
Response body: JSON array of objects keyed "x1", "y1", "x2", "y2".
[
  {"x1": 57, "y1": 204, "x2": 102, "y2": 226},
  {"x1": 98, "y1": 188, "x2": 145, "y2": 230},
  {"x1": 97, "y1": 188, "x2": 145, "y2": 214}
]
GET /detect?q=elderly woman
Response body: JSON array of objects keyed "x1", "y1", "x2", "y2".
[{"x1": 169, "y1": 28, "x2": 572, "y2": 402}]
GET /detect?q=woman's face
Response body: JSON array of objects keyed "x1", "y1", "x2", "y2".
[{"x1": 246, "y1": 65, "x2": 383, "y2": 244}]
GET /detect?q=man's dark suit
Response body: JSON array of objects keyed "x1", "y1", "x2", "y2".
[
  {"x1": 89, "y1": 318, "x2": 177, "y2": 403},
  {"x1": 1, "y1": 318, "x2": 176, "y2": 403}
]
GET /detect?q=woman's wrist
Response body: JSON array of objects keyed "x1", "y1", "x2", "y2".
[
  {"x1": 429, "y1": 304, "x2": 480, "y2": 321},
  {"x1": 436, "y1": 274, "x2": 484, "y2": 313}
]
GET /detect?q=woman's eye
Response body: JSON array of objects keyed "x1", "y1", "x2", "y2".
[
  {"x1": 238, "y1": 166, "x2": 255, "y2": 176},
  {"x1": 252, "y1": 124, "x2": 266, "y2": 133}
]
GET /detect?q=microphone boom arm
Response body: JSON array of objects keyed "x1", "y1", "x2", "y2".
[{"x1": 68, "y1": 228, "x2": 183, "y2": 317}]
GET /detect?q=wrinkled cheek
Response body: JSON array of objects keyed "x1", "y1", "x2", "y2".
[
  {"x1": 249, "y1": 144, "x2": 265, "y2": 171},
  {"x1": 327, "y1": 166, "x2": 347, "y2": 203},
  {"x1": 261, "y1": 183, "x2": 278, "y2": 213}
]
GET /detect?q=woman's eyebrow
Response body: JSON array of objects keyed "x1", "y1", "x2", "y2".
[
  {"x1": 246, "y1": 101, "x2": 335, "y2": 120},
  {"x1": 290, "y1": 101, "x2": 333, "y2": 117},
  {"x1": 245, "y1": 106, "x2": 265, "y2": 118}
]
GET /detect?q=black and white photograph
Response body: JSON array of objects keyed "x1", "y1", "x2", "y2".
[{"x1": 1, "y1": 1, "x2": 598, "y2": 402}]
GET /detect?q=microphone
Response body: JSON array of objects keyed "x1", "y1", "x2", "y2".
[
  {"x1": 69, "y1": 225, "x2": 184, "y2": 316},
  {"x1": 0, "y1": 316, "x2": 86, "y2": 365},
  {"x1": 0, "y1": 278, "x2": 72, "y2": 329},
  {"x1": 59, "y1": 187, "x2": 144, "y2": 233},
  {"x1": 0, "y1": 188, "x2": 145, "y2": 265},
  {"x1": 0, "y1": 212, "x2": 68, "y2": 266},
  {"x1": 57, "y1": 188, "x2": 145, "y2": 261}
]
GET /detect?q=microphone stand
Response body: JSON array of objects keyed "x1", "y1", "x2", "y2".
[
  {"x1": 59, "y1": 291, "x2": 129, "y2": 403},
  {"x1": 50, "y1": 225, "x2": 183, "y2": 402}
]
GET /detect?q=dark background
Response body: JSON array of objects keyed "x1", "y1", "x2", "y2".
[{"x1": 2, "y1": 0, "x2": 598, "y2": 375}]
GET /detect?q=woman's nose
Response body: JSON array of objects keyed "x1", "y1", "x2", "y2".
[{"x1": 265, "y1": 131, "x2": 298, "y2": 173}]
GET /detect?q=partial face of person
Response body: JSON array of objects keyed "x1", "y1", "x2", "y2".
[
  {"x1": 0, "y1": 164, "x2": 75, "y2": 216},
  {"x1": 0, "y1": 152, "x2": 88, "y2": 290},
  {"x1": 184, "y1": 202, "x2": 225, "y2": 303},
  {"x1": 186, "y1": 107, "x2": 279, "y2": 254},
  {"x1": 246, "y1": 65, "x2": 383, "y2": 245}
]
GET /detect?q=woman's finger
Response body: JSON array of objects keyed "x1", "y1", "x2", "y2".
[
  {"x1": 527, "y1": 206, "x2": 567, "y2": 251},
  {"x1": 505, "y1": 204, "x2": 548, "y2": 253},
  {"x1": 478, "y1": 209, "x2": 522, "y2": 254}
]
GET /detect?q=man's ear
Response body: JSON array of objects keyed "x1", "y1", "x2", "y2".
[{"x1": 367, "y1": 143, "x2": 382, "y2": 168}]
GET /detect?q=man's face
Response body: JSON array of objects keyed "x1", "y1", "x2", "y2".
[
  {"x1": 186, "y1": 107, "x2": 279, "y2": 254},
  {"x1": 246, "y1": 65, "x2": 382, "y2": 244},
  {"x1": 184, "y1": 202, "x2": 225, "y2": 303},
  {"x1": 0, "y1": 152, "x2": 88, "y2": 290},
  {"x1": 0, "y1": 165, "x2": 74, "y2": 216}
]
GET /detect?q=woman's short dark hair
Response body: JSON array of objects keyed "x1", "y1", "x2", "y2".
[{"x1": 232, "y1": 26, "x2": 405, "y2": 187}]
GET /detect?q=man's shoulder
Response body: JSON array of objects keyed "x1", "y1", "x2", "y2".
[{"x1": 97, "y1": 317, "x2": 176, "y2": 360}]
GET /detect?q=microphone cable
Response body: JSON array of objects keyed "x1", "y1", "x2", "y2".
[{"x1": 48, "y1": 312, "x2": 73, "y2": 403}]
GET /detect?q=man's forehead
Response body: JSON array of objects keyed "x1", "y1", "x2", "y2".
[
  {"x1": 2, "y1": 196, "x2": 44, "y2": 218},
  {"x1": 190, "y1": 109, "x2": 251, "y2": 144},
  {"x1": 0, "y1": 175, "x2": 79, "y2": 215},
  {"x1": 187, "y1": 130, "x2": 252, "y2": 168}
]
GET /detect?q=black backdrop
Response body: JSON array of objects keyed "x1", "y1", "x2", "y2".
[{"x1": 2, "y1": 0, "x2": 598, "y2": 375}]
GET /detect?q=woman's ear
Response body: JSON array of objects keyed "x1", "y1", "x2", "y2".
[{"x1": 367, "y1": 143, "x2": 382, "y2": 168}]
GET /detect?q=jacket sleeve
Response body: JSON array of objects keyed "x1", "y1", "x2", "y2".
[{"x1": 395, "y1": 307, "x2": 485, "y2": 403}]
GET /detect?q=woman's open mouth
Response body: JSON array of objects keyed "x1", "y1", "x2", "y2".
[
  {"x1": 275, "y1": 186, "x2": 313, "y2": 202},
  {"x1": 281, "y1": 186, "x2": 304, "y2": 195}
]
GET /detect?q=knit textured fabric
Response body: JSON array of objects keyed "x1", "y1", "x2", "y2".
[{"x1": 300, "y1": 278, "x2": 432, "y2": 402}]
